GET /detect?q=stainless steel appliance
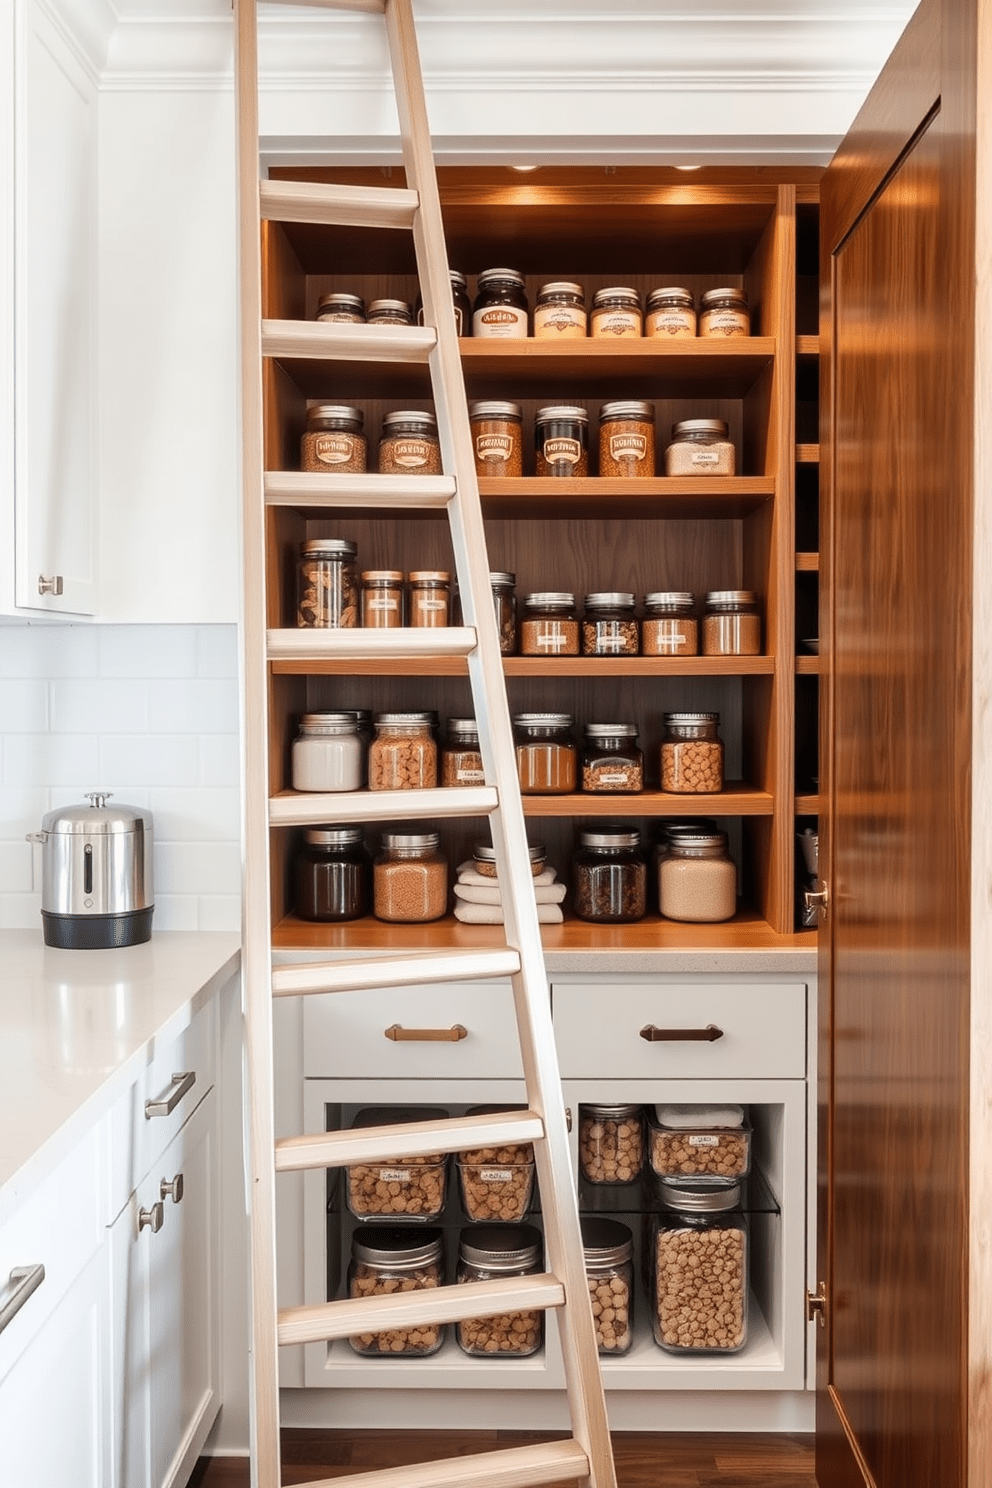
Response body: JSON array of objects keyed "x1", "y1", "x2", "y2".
[{"x1": 27, "y1": 792, "x2": 154, "y2": 949}]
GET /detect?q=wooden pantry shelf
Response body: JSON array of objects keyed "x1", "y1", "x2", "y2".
[
  {"x1": 459, "y1": 337, "x2": 776, "y2": 398},
  {"x1": 269, "y1": 653, "x2": 777, "y2": 677},
  {"x1": 521, "y1": 784, "x2": 772, "y2": 817},
  {"x1": 795, "y1": 794, "x2": 820, "y2": 814},
  {"x1": 796, "y1": 335, "x2": 820, "y2": 360},
  {"x1": 477, "y1": 476, "x2": 774, "y2": 520},
  {"x1": 795, "y1": 656, "x2": 821, "y2": 674},
  {"x1": 796, "y1": 444, "x2": 820, "y2": 464},
  {"x1": 795, "y1": 552, "x2": 819, "y2": 572}
]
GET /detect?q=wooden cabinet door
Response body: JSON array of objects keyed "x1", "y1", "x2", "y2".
[{"x1": 817, "y1": 0, "x2": 975, "y2": 1482}]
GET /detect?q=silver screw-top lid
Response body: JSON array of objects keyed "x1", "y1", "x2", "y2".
[
  {"x1": 663, "y1": 711, "x2": 720, "y2": 725},
  {"x1": 39, "y1": 792, "x2": 152, "y2": 835},
  {"x1": 659, "y1": 1179, "x2": 742, "y2": 1213},
  {"x1": 305, "y1": 403, "x2": 363, "y2": 425},
  {"x1": 381, "y1": 409, "x2": 438, "y2": 432},
  {"x1": 580, "y1": 1216, "x2": 634, "y2": 1266},
  {"x1": 367, "y1": 298, "x2": 412, "y2": 316},
  {"x1": 489, "y1": 571, "x2": 516, "y2": 587},
  {"x1": 450, "y1": 271, "x2": 468, "y2": 289},
  {"x1": 700, "y1": 287, "x2": 749, "y2": 309},
  {"x1": 446, "y1": 718, "x2": 479, "y2": 738},
  {"x1": 704, "y1": 590, "x2": 757, "y2": 607},
  {"x1": 513, "y1": 712, "x2": 573, "y2": 729},
  {"x1": 298, "y1": 712, "x2": 362, "y2": 734},
  {"x1": 477, "y1": 267, "x2": 526, "y2": 287},
  {"x1": 351, "y1": 1225, "x2": 444, "y2": 1267},
  {"x1": 583, "y1": 723, "x2": 639, "y2": 739},
  {"x1": 524, "y1": 592, "x2": 575, "y2": 608},
  {"x1": 537, "y1": 281, "x2": 585, "y2": 298},
  {"x1": 667, "y1": 831, "x2": 729, "y2": 852},
  {"x1": 300, "y1": 538, "x2": 358, "y2": 558},
  {"x1": 303, "y1": 826, "x2": 366, "y2": 847},
  {"x1": 647, "y1": 286, "x2": 694, "y2": 308},
  {"x1": 469, "y1": 401, "x2": 523, "y2": 421},
  {"x1": 644, "y1": 591, "x2": 694, "y2": 608},
  {"x1": 473, "y1": 841, "x2": 545, "y2": 863},
  {"x1": 671, "y1": 418, "x2": 730, "y2": 439},
  {"x1": 373, "y1": 712, "x2": 435, "y2": 726},
  {"x1": 380, "y1": 830, "x2": 441, "y2": 850},
  {"x1": 317, "y1": 292, "x2": 365, "y2": 313},
  {"x1": 458, "y1": 1223, "x2": 542, "y2": 1272},
  {"x1": 599, "y1": 401, "x2": 655, "y2": 423},
  {"x1": 583, "y1": 1103, "x2": 643, "y2": 1118},
  {"x1": 535, "y1": 405, "x2": 589, "y2": 425},
  {"x1": 584, "y1": 592, "x2": 636, "y2": 609},
  {"x1": 592, "y1": 286, "x2": 640, "y2": 306},
  {"x1": 577, "y1": 827, "x2": 641, "y2": 849}
]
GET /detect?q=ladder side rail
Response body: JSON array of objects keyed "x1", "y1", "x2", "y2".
[
  {"x1": 382, "y1": 6, "x2": 616, "y2": 1486},
  {"x1": 233, "y1": 3, "x2": 282, "y2": 1485}
]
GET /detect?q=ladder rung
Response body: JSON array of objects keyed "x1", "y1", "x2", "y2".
[
  {"x1": 277, "y1": 1273, "x2": 564, "y2": 1347},
  {"x1": 274, "y1": 1109, "x2": 544, "y2": 1173},
  {"x1": 262, "y1": 319, "x2": 435, "y2": 363},
  {"x1": 262, "y1": 0, "x2": 384, "y2": 11},
  {"x1": 259, "y1": 179, "x2": 417, "y2": 230},
  {"x1": 269, "y1": 786, "x2": 499, "y2": 827},
  {"x1": 290, "y1": 1440, "x2": 590, "y2": 1488},
  {"x1": 267, "y1": 627, "x2": 477, "y2": 662},
  {"x1": 264, "y1": 472, "x2": 456, "y2": 509},
  {"x1": 271, "y1": 946, "x2": 521, "y2": 996}
]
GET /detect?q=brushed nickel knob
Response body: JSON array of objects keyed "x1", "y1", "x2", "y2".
[
  {"x1": 138, "y1": 1201, "x2": 164, "y2": 1234},
  {"x1": 37, "y1": 575, "x2": 64, "y2": 596},
  {"x1": 160, "y1": 1173, "x2": 184, "y2": 1205}
]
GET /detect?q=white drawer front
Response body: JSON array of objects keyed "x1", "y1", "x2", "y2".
[
  {"x1": 552, "y1": 981, "x2": 806, "y2": 1080},
  {"x1": 303, "y1": 980, "x2": 525, "y2": 1080}
]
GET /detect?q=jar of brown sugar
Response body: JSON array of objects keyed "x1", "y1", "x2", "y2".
[
  {"x1": 664, "y1": 419, "x2": 737, "y2": 477},
  {"x1": 378, "y1": 411, "x2": 442, "y2": 475},
  {"x1": 408, "y1": 570, "x2": 450, "y2": 627},
  {"x1": 591, "y1": 287, "x2": 642, "y2": 339},
  {"x1": 646, "y1": 287, "x2": 696, "y2": 339},
  {"x1": 702, "y1": 591, "x2": 761, "y2": 655},
  {"x1": 573, "y1": 827, "x2": 647, "y2": 923},
  {"x1": 582, "y1": 593, "x2": 639, "y2": 656},
  {"x1": 520, "y1": 592, "x2": 580, "y2": 656},
  {"x1": 368, "y1": 712, "x2": 438, "y2": 791},
  {"x1": 598, "y1": 401, "x2": 655, "y2": 478},
  {"x1": 316, "y1": 292, "x2": 365, "y2": 323},
  {"x1": 580, "y1": 724, "x2": 644, "y2": 793},
  {"x1": 361, "y1": 570, "x2": 404, "y2": 628},
  {"x1": 699, "y1": 288, "x2": 750, "y2": 339},
  {"x1": 296, "y1": 538, "x2": 359, "y2": 628},
  {"x1": 513, "y1": 713, "x2": 577, "y2": 794},
  {"x1": 473, "y1": 268, "x2": 529, "y2": 339},
  {"x1": 660, "y1": 712, "x2": 724, "y2": 794},
  {"x1": 373, "y1": 830, "x2": 447, "y2": 922},
  {"x1": 301, "y1": 404, "x2": 367, "y2": 474},
  {"x1": 534, "y1": 281, "x2": 587, "y2": 339},
  {"x1": 659, "y1": 830, "x2": 738, "y2": 923},
  {"x1": 367, "y1": 298, "x2": 413, "y2": 326},
  {"x1": 469, "y1": 402, "x2": 523, "y2": 478},
  {"x1": 441, "y1": 718, "x2": 485, "y2": 787},
  {"x1": 294, "y1": 826, "x2": 372, "y2": 922},
  {"x1": 642, "y1": 592, "x2": 699, "y2": 656},
  {"x1": 535, "y1": 406, "x2": 589, "y2": 477}
]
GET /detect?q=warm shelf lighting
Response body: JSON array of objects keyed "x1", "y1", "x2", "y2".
[
  {"x1": 510, "y1": 164, "x2": 540, "y2": 172},
  {"x1": 676, "y1": 164, "x2": 703, "y2": 171}
]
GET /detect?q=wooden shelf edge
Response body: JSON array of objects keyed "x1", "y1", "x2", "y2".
[
  {"x1": 796, "y1": 444, "x2": 820, "y2": 464},
  {"x1": 795, "y1": 656, "x2": 821, "y2": 674},
  {"x1": 459, "y1": 337, "x2": 777, "y2": 364},
  {"x1": 795, "y1": 795, "x2": 820, "y2": 813},
  {"x1": 270, "y1": 656, "x2": 776, "y2": 677},
  {"x1": 795, "y1": 552, "x2": 820, "y2": 572},
  {"x1": 521, "y1": 786, "x2": 773, "y2": 817},
  {"x1": 795, "y1": 335, "x2": 820, "y2": 358}
]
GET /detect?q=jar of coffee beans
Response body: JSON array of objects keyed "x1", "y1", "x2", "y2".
[
  {"x1": 296, "y1": 538, "x2": 359, "y2": 628},
  {"x1": 652, "y1": 1182, "x2": 748, "y2": 1353},
  {"x1": 642, "y1": 592, "x2": 698, "y2": 656},
  {"x1": 378, "y1": 411, "x2": 442, "y2": 474},
  {"x1": 294, "y1": 827, "x2": 372, "y2": 922},
  {"x1": 660, "y1": 712, "x2": 724, "y2": 794},
  {"x1": 456, "y1": 1224, "x2": 545, "y2": 1357},
  {"x1": 535, "y1": 406, "x2": 589, "y2": 477},
  {"x1": 473, "y1": 268, "x2": 529, "y2": 339},
  {"x1": 579, "y1": 1104, "x2": 644, "y2": 1184},
  {"x1": 373, "y1": 830, "x2": 447, "y2": 922},
  {"x1": 581, "y1": 1217, "x2": 634, "y2": 1355},
  {"x1": 301, "y1": 404, "x2": 367, "y2": 474},
  {"x1": 702, "y1": 591, "x2": 761, "y2": 655},
  {"x1": 581, "y1": 593, "x2": 639, "y2": 656},
  {"x1": 572, "y1": 825, "x2": 647, "y2": 922},
  {"x1": 415, "y1": 271, "x2": 472, "y2": 337},
  {"x1": 580, "y1": 724, "x2": 644, "y2": 793},
  {"x1": 348, "y1": 1226, "x2": 445, "y2": 1357}
]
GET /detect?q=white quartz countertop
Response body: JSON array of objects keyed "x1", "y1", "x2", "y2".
[{"x1": 0, "y1": 930, "x2": 241, "y2": 1211}]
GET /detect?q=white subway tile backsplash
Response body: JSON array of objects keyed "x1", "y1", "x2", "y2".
[
  {"x1": 147, "y1": 678, "x2": 238, "y2": 734},
  {"x1": 197, "y1": 626, "x2": 240, "y2": 679},
  {"x1": 199, "y1": 732, "x2": 240, "y2": 788},
  {"x1": 99, "y1": 734, "x2": 201, "y2": 787},
  {"x1": 0, "y1": 786, "x2": 50, "y2": 839},
  {"x1": 198, "y1": 895, "x2": 242, "y2": 933},
  {"x1": 0, "y1": 891, "x2": 43, "y2": 930},
  {"x1": 51, "y1": 678, "x2": 148, "y2": 734},
  {"x1": 100, "y1": 625, "x2": 199, "y2": 678},
  {"x1": 0, "y1": 841, "x2": 34, "y2": 893},
  {"x1": 4, "y1": 734, "x2": 100, "y2": 787},
  {"x1": 149, "y1": 787, "x2": 239, "y2": 842},
  {"x1": 152, "y1": 895, "x2": 201, "y2": 932},
  {"x1": 155, "y1": 841, "x2": 241, "y2": 897},
  {"x1": 0, "y1": 679, "x2": 49, "y2": 733},
  {"x1": 0, "y1": 624, "x2": 100, "y2": 679}
]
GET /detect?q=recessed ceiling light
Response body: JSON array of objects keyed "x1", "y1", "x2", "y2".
[{"x1": 510, "y1": 165, "x2": 540, "y2": 172}]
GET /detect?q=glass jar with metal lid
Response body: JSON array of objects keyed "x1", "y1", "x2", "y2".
[
  {"x1": 598, "y1": 402, "x2": 656, "y2": 478},
  {"x1": 660, "y1": 712, "x2": 724, "y2": 794},
  {"x1": 296, "y1": 538, "x2": 359, "y2": 628},
  {"x1": 642, "y1": 592, "x2": 699, "y2": 656},
  {"x1": 472, "y1": 840, "x2": 547, "y2": 879},
  {"x1": 441, "y1": 718, "x2": 484, "y2": 787},
  {"x1": 294, "y1": 827, "x2": 371, "y2": 923},
  {"x1": 408, "y1": 570, "x2": 450, "y2": 627},
  {"x1": 699, "y1": 287, "x2": 750, "y2": 339},
  {"x1": 373, "y1": 830, "x2": 447, "y2": 922},
  {"x1": 416, "y1": 270, "x2": 472, "y2": 335},
  {"x1": 664, "y1": 418, "x2": 736, "y2": 477},
  {"x1": 579, "y1": 1103, "x2": 645, "y2": 1183},
  {"x1": 513, "y1": 713, "x2": 577, "y2": 794},
  {"x1": 702, "y1": 590, "x2": 761, "y2": 655},
  {"x1": 581, "y1": 592, "x2": 639, "y2": 656},
  {"x1": 473, "y1": 268, "x2": 529, "y2": 338},
  {"x1": 659, "y1": 829, "x2": 737, "y2": 922},
  {"x1": 580, "y1": 724, "x2": 644, "y2": 793},
  {"x1": 459, "y1": 1104, "x2": 536, "y2": 1223},
  {"x1": 348, "y1": 1226, "x2": 446, "y2": 1356},
  {"x1": 316, "y1": 292, "x2": 365, "y2": 323},
  {"x1": 581, "y1": 1217, "x2": 634, "y2": 1355},
  {"x1": 534, "y1": 281, "x2": 587, "y2": 339},
  {"x1": 301, "y1": 404, "x2": 367, "y2": 475},
  {"x1": 469, "y1": 402, "x2": 523, "y2": 478},
  {"x1": 591, "y1": 286, "x2": 642, "y2": 339},
  {"x1": 490, "y1": 571, "x2": 517, "y2": 654},
  {"x1": 652, "y1": 1181, "x2": 748, "y2": 1353},
  {"x1": 456, "y1": 1224, "x2": 545, "y2": 1357},
  {"x1": 378, "y1": 410, "x2": 442, "y2": 474},
  {"x1": 291, "y1": 712, "x2": 364, "y2": 792},
  {"x1": 646, "y1": 287, "x2": 697, "y2": 339},
  {"x1": 361, "y1": 570, "x2": 404, "y2": 629},
  {"x1": 572, "y1": 825, "x2": 647, "y2": 923},
  {"x1": 367, "y1": 298, "x2": 413, "y2": 326},
  {"x1": 535, "y1": 406, "x2": 589, "y2": 477},
  {"x1": 346, "y1": 1106, "x2": 449, "y2": 1221},
  {"x1": 368, "y1": 712, "x2": 438, "y2": 791},
  {"x1": 519, "y1": 593, "x2": 580, "y2": 656}
]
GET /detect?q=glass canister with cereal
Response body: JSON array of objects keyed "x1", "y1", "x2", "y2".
[
  {"x1": 648, "y1": 1104, "x2": 751, "y2": 1184},
  {"x1": 652, "y1": 1181, "x2": 748, "y2": 1353},
  {"x1": 458, "y1": 1104, "x2": 536, "y2": 1223},
  {"x1": 456, "y1": 1224, "x2": 545, "y2": 1357},
  {"x1": 347, "y1": 1226, "x2": 445, "y2": 1357},
  {"x1": 581, "y1": 1217, "x2": 634, "y2": 1356},
  {"x1": 660, "y1": 712, "x2": 724, "y2": 794},
  {"x1": 578, "y1": 1103, "x2": 644, "y2": 1184},
  {"x1": 345, "y1": 1106, "x2": 449, "y2": 1222},
  {"x1": 296, "y1": 538, "x2": 359, "y2": 629}
]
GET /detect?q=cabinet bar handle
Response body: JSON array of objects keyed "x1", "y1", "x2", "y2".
[
  {"x1": 639, "y1": 1024, "x2": 724, "y2": 1043},
  {"x1": 145, "y1": 1070, "x2": 195, "y2": 1118},
  {"x1": 0, "y1": 1265, "x2": 45, "y2": 1335},
  {"x1": 383, "y1": 1023, "x2": 468, "y2": 1042}
]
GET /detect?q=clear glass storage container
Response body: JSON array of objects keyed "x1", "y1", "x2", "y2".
[
  {"x1": 513, "y1": 713, "x2": 577, "y2": 794},
  {"x1": 641, "y1": 592, "x2": 698, "y2": 657},
  {"x1": 534, "y1": 281, "x2": 587, "y2": 339},
  {"x1": 658, "y1": 829, "x2": 737, "y2": 922},
  {"x1": 645, "y1": 287, "x2": 696, "y2": 339},
  {"x1": 534, "y1": 407, "x2": 589, "y2": 477},
  {"x1": 490, "y1": 571, "x2": 517, "y2": 654},
  {"x1": 296, "y1": 538, "x2": 359, "y2": 628},
  {"x1": 699, "y1": 287, "x2": 750, "y2": 339},
  {"x1": 291, "y1": 712, "x2": 364, "y2": 792},
  {"x1": 591, "y1": 287, "x2": 642, "y2": 339},
  {"x1": 346, "y1": 1105, "x2": 449, "y2": 1222},
  {"x1": 408, "y1": 570, "x2": 450, "y2": 628},
  {"x1": 348, "y1": 1226, "x2": 445, "y2": 1356},
  {"x1": 579, "y1": 1104, "x2": 644, "y2": 1184},
  {"x1": 472, "y1": 841, "x2": 546, "y2": 879},
  {"x1": 373, "y1": 830, "x2": 447, "y2": 922},
  {"x1": 652, "y1": 1182, "x2": 748, "y2": 1353},
  {"x1": 664, "y1": 419, "x2": 736, "y2": 477},
  {"x1": 572, "y1": 826, "x2": 647, "y2": 922},
  {"x1": 648, "y1": 1104, "x2": 751, "y2": 1183},
  {"x1": 473, "y1": 268, "x2": 529, "y2": 338},
  {"x1": 301, "y1": 404, "x2": 367, "y2": 475},
  {"x1": 580, "y1": 724, "x2": 644, "y2": 793},
  {"x1": 519, "y1": 593, "x2": 579, "y2": 656},
  {"x1": 702, "y1": 590, "x2": 762, "y2": 655},
  {"x1": 660, "y1": 712, "x2": 724, "y2": 794},
  {"x1": 441, "y1": 718, "x2": 485, "y2": 787},
  {"x1": 294, "y1": 826, "x2": 371, "y2": 922},
  {"x1": 581, "y1": 592, "x2": 639, "y2": 656},
  {"x1": 458, "y1": 1104, "x2": 536, "y2": 1223},
  {"x1": 469, "y1": 403, "x2": 523, "y2": 478},
  {"x1": 316, "y1": 292, "x2": 365, "y2": 323},
  {"x1": 597, "y1": 402, "x2": 655, "y2": 478},
  {"x1": 361, "y1": 570, "x2": 404, "y2": 629},
  {"x1": 367, "y1": 298, "x2": 413, "y2": 326},
  {"x1": 456, "y1": 1224, "x2": 545, "y2": 1356},
  {"x1": 581, "y1": 1217, "x2": 634, "y2": 1355},
  {"x1": 378, "y1": 411, "x2": 442, "y2": 474},
  {"x1": 368, "y1": 713, "x2": 438, "y2": 791},
  {"x1": 415, "y1": 271, "x2": 472, "y2": 337}
]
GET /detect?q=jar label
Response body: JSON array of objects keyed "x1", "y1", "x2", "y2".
[
  {"x1": 480, "y1": 1168, "x2": 514, "y2": 1183},
  {"x1": 593, "y1": 623, "x2": 628, "y2": 651},
  {"x1": 474, "y1": 306, "x2": 528, "y2": 337},
  {"x1": 688, "y1": 1135, "x2": 721, "y2": 1148},
  {"x1": 537, "y1": 629, "x2": 570, "y2": 650},
  {"x1": 391, "y1": 439, "x2": 431, "y2": 468},
  {"x1": 366, "y1": 597, "x2": 399, "y2": 611},
  {"x1": 691, "y1": 449, "x2": 722, "y2": 466},
  {"x1": 542, "y1": 437, "x2": 583, "y2": 465},
  {"x1": 647, "y1": 309, "x2": 696, "y2": 336},
  {"x1": 475, "y1": 433, "x2": 514, "y2": 463},
  {"x1": 534, "y1": 305, "x2": 586, "y2": 335},
  {"x1": 379, "y1": 1168, "x2": 412, "y2": 1183},
  {"x1": 317, "y1": 310, "x2": 362, "y2": 323},
  {"x1": 415, "y1": 598, "x2": 447, "y2": 612},
  {"x1": 314, "y1": 435, "x2": 356, "y2": 465},
  {"x1": 648, "y1": 623, "x2": 689, "y2": 651},
  {"x1": 595, "y1": 771, "x2": 630, "y2": 785},
  {"x1": 703, "y1": 309, "x2": 749, "y2": 336},
  {"x1": 457, "y1": 767, "x2": 486, "y2": 783},
  {"x1": 592, "y1": 310, "x2": 641, "y2": 337},
  {"x1": 608, "y1": 432, "x2": 647, "y2": 462}
]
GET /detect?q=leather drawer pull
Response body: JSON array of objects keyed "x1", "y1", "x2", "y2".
[
  {"x1": 639, "y1": 1023, "x2": 724, "y2": 1043},
  {"x1": 384, "y1": 1023, "x2": 468, "y2": 1042}
]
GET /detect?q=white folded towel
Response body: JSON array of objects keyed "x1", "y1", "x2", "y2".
[
  {"x1": 456, "y1": 862, "x2": 558, "y2": 888},
  {"x1": 454, "y1": 900, "x2": 564, "y2": 924},
  {"x1": 454, "y1": 880, "x2": 567, "y2": 906}
]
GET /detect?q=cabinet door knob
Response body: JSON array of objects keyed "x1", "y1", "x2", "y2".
[
  {"x1": 145, "y1": 1070, "x2": 195, "y2": 1119},
  {"x1": 37, "y1": 574, "x2": 64, "y2": 596},
  {"x1": 160, "y1": 1173, "x2": 184, "y2": 1205},
  {"x1": 138, "y1": 1201, "x2": 164, "y2": 1234},
  {"x1": 383, "y1": 1024, "x2": 467, "y2": 1042},
  {"x1": 639, "y1": 1023, "x2": 724, "y2": 1042},
  {"x1": 0, "y1": 1265, "x2": 45, "y2": 1336}
]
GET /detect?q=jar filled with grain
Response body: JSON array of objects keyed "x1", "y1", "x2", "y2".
[
  {"x1": 361, "y1": 570, "x2": 404, "y2": 629},
  {"x1": 316, "y1": 292, "x2": 365, "y2": 323},
  {"x1": 369, "y1": 713, "x2": 438, "y2": 791},
  {"x1": 294, "y1": 827, "x2": 372, "y2": 922},
  {"x1": 408, "y1": 570, "x2": 451, "y2": 627},
  {"x1": 581, "y1": 592, "x2": 640, "y2": 656},
  {"x1": 348, "y1": 1226, "x2": 445, "y2": 1357},
  {"x1": 490, "y1": 571, "x2": 517, "y2": 654},
  {"x1": 699, "y1": 287, "x2": 750, "y2": 339},
  {"x1": 572, "y1": 826, "x2": 647, "y2": 923},
  {"x1": 659, "y1": 829, "x2": 737, "y2": 922},
  {"x1": 519, "y1": 593, "x2": 580, "y2": 657},
  {"x1": 367, "y1": 298, "x2": 413, "y2": 326},
  {"x1": 373, "y1": 830, "x2": 447, "y2": 922},
  {"x1": 652, "y1": 1182, "x2": 748, "y2": 1353},
  {"x1": 513, "y1": 713, "x2": 577, "y2": 794},
  {"x1": 469, "y1": 403, "x2": 523, "y2": 478},
  {"x1": 664, "y1": 419, "x2": 737, "y2": 477},
  {"x1": 458, "y1": 1104, "x2": 536, "y2": 1223},
  {"x1": 660, "y1": 712, "x2": 724, "y2": 794},
  {"x1": 702, "y1": 590, "x2": 761, "y2": 656},
  {"x1": 346, "y1": 1107, "x2": 449, "y2": 1222},
  {"x1": 597, "y1": 402, "x2": 656, "y2": 478},
  {"x1": 378, "y1": 411, "x2": 442, "y2": 475},
  {"x1": 648, "y1": 1104, "x2": 751, "y2": 1183},
  {"x1": 581, "y1": 1217, "x2": 634, "y2": 1355},
  {"x1": 291, "y1": 712, "x2": 365, "y2": 792},
  {"x1": 534, "y1": 281, "x2": 587, "y2": 339},
  {"x1": 473, "y1": 268, "x2": 529, "y2": 339},
  {"x1": 301, "y1": 404, "x2": 367, "y2": 475},
  {"x1": 580, "y1": 724, "x2": 644, "y2": 794},
  {"x1": 642, "y1": 592, "x2": 699, "y2": 657},
  {"x1": 296, "y1": 538, "x2": 359, "y2": 628},
  {"x1": 456, "y1": 1224, "x2": 545, "y2": 1357},
  {"x1": 472, "y1": 841, "x2": 546, "y2": 879},
  {"x1": 415, "y1": 271, "x2": 473, "y2": 337},
  {"x1": 646, "y1": 287, "x2": 696, "y2": 339},
  {"x1": 441, "y1": 718, "x2": 485, "y2": 787},
  {"x1": 591, "y1": 287, "x2": 642, "y2": 339},
  {"x1": 579, "y1": 1104, "x2": 644, "y2": 1184},
  {"x1": 535, "y1": 406, "x2": 589, "y2": 477}
]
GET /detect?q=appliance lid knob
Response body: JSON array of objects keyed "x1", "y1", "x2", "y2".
[{"x1": 84, "y1": 791, "x2": 113, "y2": 809}]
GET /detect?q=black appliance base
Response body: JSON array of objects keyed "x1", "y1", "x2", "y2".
[{"x1": 42, "y1": 907, "x2": 154, "y2": 950}]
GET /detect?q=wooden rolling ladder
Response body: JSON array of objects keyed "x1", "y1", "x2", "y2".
[{"x1": 233, "y1": 2, "x2": 617, "y2": 1486}]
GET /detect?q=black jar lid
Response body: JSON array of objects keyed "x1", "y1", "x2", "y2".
[
  {"x1": 351, "y1": 1225, "x2": 444, "y2": 1267},
  {"x1": 458, "y1": 1223, "x2": 542, "y2": 1271}
]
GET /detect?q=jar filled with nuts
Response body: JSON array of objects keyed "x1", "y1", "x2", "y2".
[
  {"x1": 301, "y1": 404, "x2": 367, "y2": 475},
  {"x1": 456, "y1": 1224, "x2": 545, "y2": 1357},
  {"x1": 291, "y1": 712, "x2": 365, "y2": 793},
  {"x1": 597, "y1": 402, "x2": 656, "y2": 478},
  {"x1": 296, "y1": 538, "x2": 359, "y2": 629},
  {"x1": 347, "y1": 1226, "x2": 445, "y2": 1357},
  {"x1": 659, "y1": 829, "x2": 737, "y2": 922},
  {"x1": 346, "y1": 1106, "x2": 449, "y2": 1222},
  {"x1": 458, "y1": 1104, "x2": 536, "y2": 1223},
  {"x1": 408, "y1": 570, "x2": 450, "y2": 627},
  {"x1": 373, "y1": 830, "x2": 448, "y2": 922},
  {"x1": 513, "y1": 713, "x2": 577, "y2": 794},
  {"x1": 581, "y1": 592, "x2": 640, "y2": 656},
  {"x1": 535, "y1": 406, "x2": 589, "y2": 477},
  {"x1": 469, "y1": 403, "x2": 523, "y2": 478},
  {"x1": 294, "y1": 827, "x2": 372, "y2": 922},
  {"x1": 573, "y1": 826, "x2": 647, "y2": 923},
  {"x1": 702, "y1": 590, "x2": 762, "y2": 655},
  {"x1": 316, "y1": 292, "x2": 365, "y2": 323},
  {"x1": 520, "y1": 593, "x2": 580, "y2": 657},
  {"x1": 490, "y1": 571, "x2": 517, "y2": 654},
  {"x1": 664, "y1": 419, "x2": 737, "y2": 477},
  {"x1": 591, "y1": 287, "x2": 642, "y2": 339},
  {"x1": 642, "y1": 592, "x2": 699, "y2": 657},
  {"x1": 581, "y1": 1217, "x2": 634, "y2": 1355},
  {"x1": 660, "y1": 712, "x2": 724, "y2": 794},
  {"x1": 369, "y1": 713, "x2": 438, "y2": 791},
  {"x1": 441, "y1": 718, "x2": 485, "y2": 787},
  {"x1": 699, "y1": 287, "x2": 750, "y2": 339},
  {"x1": 361, "y1": 570, "x2": 404, "y2": 629},
  {"x1": 472, "y1": 841, "x2": 546, "y2": 879},
  {"x1": 653, "y1": 1182, "x2": 748, "y2": 1353},
  {"x1": 579, "y1": 1104, "x2": 645, "y2": 1184},
  {"x1": 646, "y1": 287, "x2": 696, "y2": 339},
  {"x1": 534, "y1": 281, "x2": 587, "y2": 339},
  {"x1": 378, "y1": 411, "x2": 442, "y2": 475},
  {"x1": 648, "y1": 1104, "x2": 751, "y2": 1184},
  {"x1": 580, "y1": 724, "x2": 644, "y2": 793}
]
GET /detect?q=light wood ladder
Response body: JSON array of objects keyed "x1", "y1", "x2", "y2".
[{"x1": 233, "y1": 2, "x2": 618, "y2": 1486}]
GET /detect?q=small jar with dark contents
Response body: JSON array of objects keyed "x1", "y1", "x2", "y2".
[
  {"x1": 581, "y1": 593, "x2": 639, "y2": 656},
  {"x1": 473, "y1": 268, "x2": 529, "y2": 339},
  {"x1": 415, "y1": 271, "x2": 472, "y2": 337},
  {"x1": 534, "y1": 281, "x2": 587, "y2": 339},
  {"x1": 490, "y1": 571, "x2": 517, "y2": 654},
  {"x1": 535, "y1": 405, "x2": 589, "y2": 477},
  {"x1": 367, "y1": 298, "x2": 413, "y2": 326},
  {"x1": 378, "y1": 411, "x2": 442, "y2": 474},
  {"x1": 572, "y1": 826, "x2": 647, "y2": 923},
  {"x1": 469, "y1": 402, "x2": 523, "y2": 478},
  {"x1": 591, "y1": 287, "x2": 642, "y2": 339},
  {"x1": 301, "y1": 404, "x2": 367, "y2": 475},
  {"x1": 294, "y1": 826, "x2": 372, "y2": 922},
  {"x1": 316, "y1": 292, "x2": 365, "y2": 323},
  {"x1": 646, "y1": 287, "x2": 696, "y2": 339}
]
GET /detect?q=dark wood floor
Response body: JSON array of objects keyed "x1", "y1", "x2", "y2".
[{"x1": 189, "y1": 1429, "x2": 817, "y2": 1487}]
